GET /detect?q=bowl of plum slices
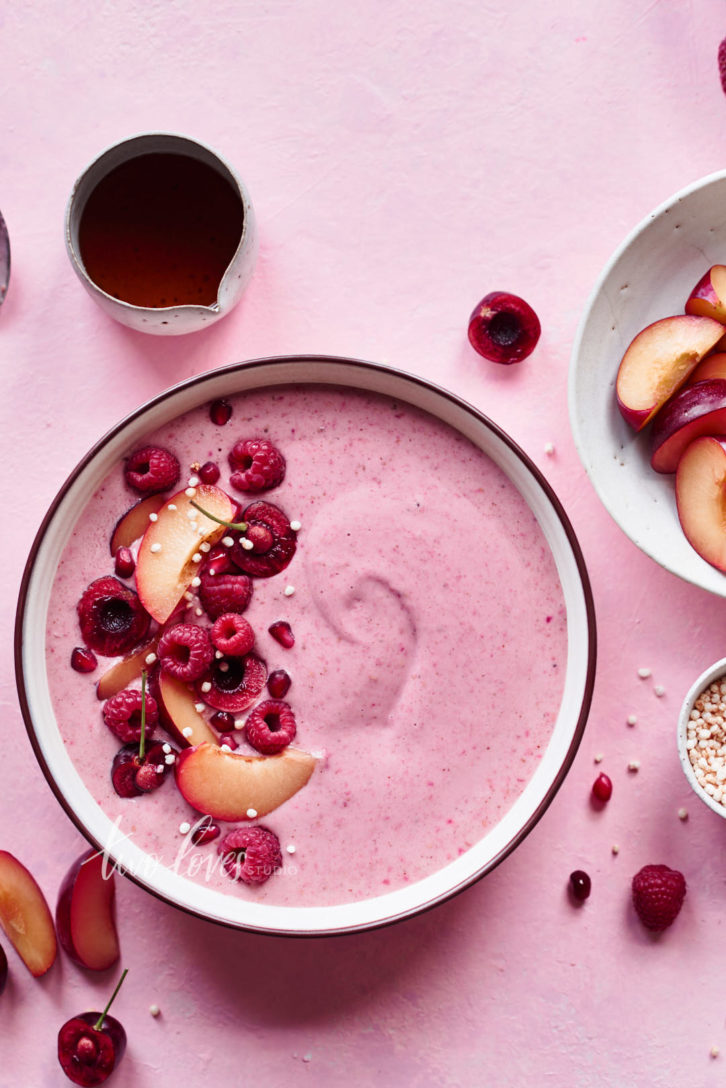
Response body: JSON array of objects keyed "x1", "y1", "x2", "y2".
[
  {"x1": 570, "y1": 169, "x2": 726, "y2": 595},
  {"x1": 16, "y1": 356, "x2": 595, "y2": 935}
]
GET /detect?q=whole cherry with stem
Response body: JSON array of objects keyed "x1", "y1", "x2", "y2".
[{"x1": 58, "y1": 968, "x2": 129, "y2": 1085}]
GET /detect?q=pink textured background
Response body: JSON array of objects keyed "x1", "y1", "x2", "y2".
[{"x1": 3, "y1": 2, "x2": 726, "y2": 1085}]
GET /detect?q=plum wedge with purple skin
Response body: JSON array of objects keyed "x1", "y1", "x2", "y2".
[
  {"x1": 58, "y1": 969, "x2": 128, "y2": 1086},
  {"x1": 615, "y1": 314, "x2": 724, "y2": 431},
  {"x1": 0, "y1": 851, "x2": 57, "y2": 977},
  {"x1": 676, "y1": 436, "x2": 726, "y2": 571},
  {"x1": 56, "y1": 849, "x2": 119, "y2": 972},
  {"x1": 686, "y1": 264, "x2": 726, "y2": 325},
  {"x1": 467, "y1": 291, "x2": 541, "y2": 364},
  {"x1": 650, "y1": 379, "x2": 726, "y2": 473}
]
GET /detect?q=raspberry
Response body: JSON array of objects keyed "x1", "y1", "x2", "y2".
[
  {"x1": 244, "y1": 699, "x2": 297, "y2": 754},
  {"x1": 71, "y1": 646, "x2": 97, "y2": 673},
  {"x1": 198, "y1": 460, "x2": 220, "y2": 485},
  {"x1": 158, "y1": 623, "x2": 213, "y2": 681},
  {"x1": 631, "y1": 864, "x2": 686, "y2": 932},
  {"x1": 103, "y1": 688, "x2": 158, "y2": 744},
  {"x1": 230, "y1": 501, "x2": 297, "y2": 578},
  {"x1": 267, "y1": 669, "x2": 291, "y2": 699},
  {"x1": 210, "y1": 399, "x2": 232, "y2": 426},
  {"x1": 77, "y1": 576, "x2": 150, "y2": 656},
  {"x1": 211, "y1": 613, "x2": 255, "y2": 656},
  {"x1": 197, "y1": 653, "x2": 267, "y2": 713},
  {"x1": 228, "y1": 438, "x2": 286, "y2": 493},
  {"x1": 124, "y1": 445, "x2": 180, "y2": 494},
  {"x1": 719, "y1": 37, "x2": 726, "y2": 95},
  {"x1": 218, "y1": 826, "x2": 282, "y2": 885},
  {"x1": 199, "y1": 568, "x2": 253, "y2": 620}
]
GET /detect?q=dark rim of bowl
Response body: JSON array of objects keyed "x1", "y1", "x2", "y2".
[{"x1": 14, "y1": 354, "x2": 597, "y2": 939}]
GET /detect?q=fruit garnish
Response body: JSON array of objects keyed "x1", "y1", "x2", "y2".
[
  {"x1": 228, "y1": 437, "x2": 286, "y2": 492},
  {"x1": 676, "y1": 436, "x2": 726, "y2": 571},
  {"x1": 568, "y1": 870, "x2": 591, "y2": 902},
  {"x1": 71, "y1": 647, "x2": 98, "y2": 674},
  {"x1": 113, "y1": 547, "x2": 135, "y2": 579},
  {"x1": 77, "y1": 576, "x2": 151, "y2": 657},
  {"x1": 0, "y1": 942, "x2": 6, "y2": 994},
  {"x1": 158, "y1": 623, "x2": 213, "y2": 682},
  {"x1": 218, "y1": 826, "x2": 282, "y2": 885},
  {"x1": 230, "y1": 501, "x2": 297, "y2": 578},
  {"x1": 95, "y1": 635, "x2": 160, "y2": 701},
  {"x1": 631, "y1": 864, "x2": 686, "y2": 931},
  {"x1": 245, "y1": 699, "x2": 297, "y2": 754},
  {"x1": 110, "y1": 672, "x2": 174, "y2": 797},
  {"x1": 103, "y1": 687, "x2": 158, "y2": 745},
  {"x1": 591, "y1": 773, "x2": 612, "y2": 803},
  {"x1": 175, "y1": 743, "x2": 316, "y2": 820},
  {"x1": 190, "y1": 816, "x2": 221, "y2": 846},
  {"x1": 56, "y1": 848, "x2": 119, "y2": 972},
  {"x1": 0, "y1": 850, "x2": 57, "y2": 976},
  {"x1": 210, "y1": 613, "x2": 255, "y2": 656},
  {"x1": 57, "y1": 968, "x2": 128, "y2": 1085},
  {"x1": 199, "y1": 568, "x2": 253, "y2": 619},
  {"x1": 153, "y1": 670, "x2": 220, "y2": 747},
  {"x1": 124, "y1": 445, "x2": 180, "y2": 494},
  {"x1": 467, "y1": 291, "x2": 541, "y2": 364},
  {"x1": 268, "y1": 621, "x2": 294, "y2": 648},
  {"x1": 209, "y1": 398, "x2": 232, "y2": 425},
  {"x1": 650, "y1": 379, "x2": 726, "y2": 474},
  {"x1": 109, "y1": 494, "x2": 166, "y2": 554},
  {"x1": 198, "y1": 460, "x2": 220, "y2": 484},
  {"x1": 197, "y1": 652, "x2": 267, "y2": 713},
  {"x1": 266, "y1": 668, "x2": 291, "y2": 699},
  {"x1": 135, "y1": 485, "x2": 236, "y2": 624}
]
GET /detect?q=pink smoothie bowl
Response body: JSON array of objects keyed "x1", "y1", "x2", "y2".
[{"x1": 14, "y1": 356, "x2": 596, "y2": 936}]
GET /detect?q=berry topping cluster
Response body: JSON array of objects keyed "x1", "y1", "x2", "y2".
[{"x1": 71, "y1": 426, "x2": 304, "y2": 888}]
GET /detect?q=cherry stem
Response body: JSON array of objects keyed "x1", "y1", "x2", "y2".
[
  {"x1": 94, "y1": 968, "x2": 128, "y2": 1031},
  {"x1": 139, "y1": 670, "x2": 147, "y2": 762},
  {"x1": 190, "y1": 500, "x2": 247, "y2": 533}
]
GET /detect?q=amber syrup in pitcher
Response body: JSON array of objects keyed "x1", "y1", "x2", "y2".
[{"x1": 78, "y1": 153, "x2": 244, "y2": 308}]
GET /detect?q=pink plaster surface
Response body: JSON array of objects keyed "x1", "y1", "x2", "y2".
[{"x1": 2, "y1": 2, "x2": 726, "y2": 1084}]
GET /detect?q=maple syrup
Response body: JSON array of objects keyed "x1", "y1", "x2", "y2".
[{"x1": 78, "y1": 152, "x2": 244, "y2": 308}]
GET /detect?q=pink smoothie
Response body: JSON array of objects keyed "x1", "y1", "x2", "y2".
[{"x1": 45, "y1": 384, "x2": 567, "y2": 907}]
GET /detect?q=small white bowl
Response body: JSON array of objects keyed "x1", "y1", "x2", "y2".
[
  {"x1": 16, "y1": 357, "x2": 595, "y2": 935},
  {"x1": 569, "y1": 169, "x2": 726, "y2": 597},
  {"x1": 677, "y1": 657, "x2": 726, "y2": 818}
]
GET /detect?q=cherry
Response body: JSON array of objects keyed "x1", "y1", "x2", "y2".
[
  {"x1": 58, "y1": 968, "x2": 128, "y2": 1085},
  {"x1": 110, "y1": 672, "x2": 174, "y2": 797},
  {"x1": 569, "y1": 870, "x2": 592, "y2": 902},
  {"x1": 467, "y1": 291, "x2": 541, "y2": 364},
  {"x1": 591, "y1": 773, "x2": 613, "y2": 803}
]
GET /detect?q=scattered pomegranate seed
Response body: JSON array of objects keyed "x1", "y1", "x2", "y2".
[
  {"x1": 218, "y1": 732, "x2": 239, "y2": 750},
  {"x1": 269, "y1": 621, "x2": 294, "y2": 648},
  {"x1": 210, "y1": 399, "x2": 232, "y2": 426},
  {"x1": 192, "y1": 819, "x2": 221, "y2": 846},
  {"x1": 114, "y1": 546, "x2": 136, "y2": 578},
  {"x1": 569, "y1": 870, "x2": 591, "y2": 902},
  {"x1": 267, "y1": 669, "x2": 291, "y2": 699},
  {"x1": 211, "y1": 710, "x2": 235, "y2": 733},
  {"x1": 71, "y1": 646, "x2": 97, "y2": 673},
  {"x1": 592, "y1": 773, "x2": 613, "y2": 802},
  {"x1": 199, "y1": 460, "x2": 221, "y2": 485}
]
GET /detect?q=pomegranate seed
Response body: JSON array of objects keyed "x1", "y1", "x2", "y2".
[
  {"x1": 191, "y1": 818, "x2": 221, "y2": 846},
  {"x1": 569, "y1": 870, "x2": 591, "y2": 902},
  {"x1": 219, "y1": 732, "x2": 239, "y2": 750},
  {"x1": 210, "y1": 399, "x2": 232, "y2": 426},
  {"x1": 269, "y1": 621, "x2": 294, "y2": 649},
  {"x1": 211, "y1": 710, "x2": 235, "y2": 733},
  {"x1": 71, "y1": 646, "x2": 97, "y2": 673},
  {"x1": 267, "y1": 669, "x2": 291, "y2": 699},
  {"x1": 592, "y1": 773, "x2": 613, "y2": 802},
  {"x1": 114, "y1": 546, "x2": 136, "y2": 578},
  {"x1": 199, "y1": 460, "x2": 221, "y2": 485}
]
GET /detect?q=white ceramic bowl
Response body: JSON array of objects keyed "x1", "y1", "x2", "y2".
[
  {"x1": 569, "y1": 169, "x2": 726, "y2": 596},
  {"x1": 677, "y1": 657, "x2": 726, "y2": 819},
  {"x1": 16, "y1": 356, "x2": 595, "y2": 935}
]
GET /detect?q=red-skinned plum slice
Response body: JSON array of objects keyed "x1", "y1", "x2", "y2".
[
  {"x1": 650, "y1": 379, "x2": 726, "y2": 473},
  {"x1": 676, "y1": 436, "x2": 726, "y2": 571},
  {"x1": 55, "y1": 849, "x2": 119, "y2": 972},
  {"x1": 0, "y1": 851, "x2": 57, "y2": 976}
]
